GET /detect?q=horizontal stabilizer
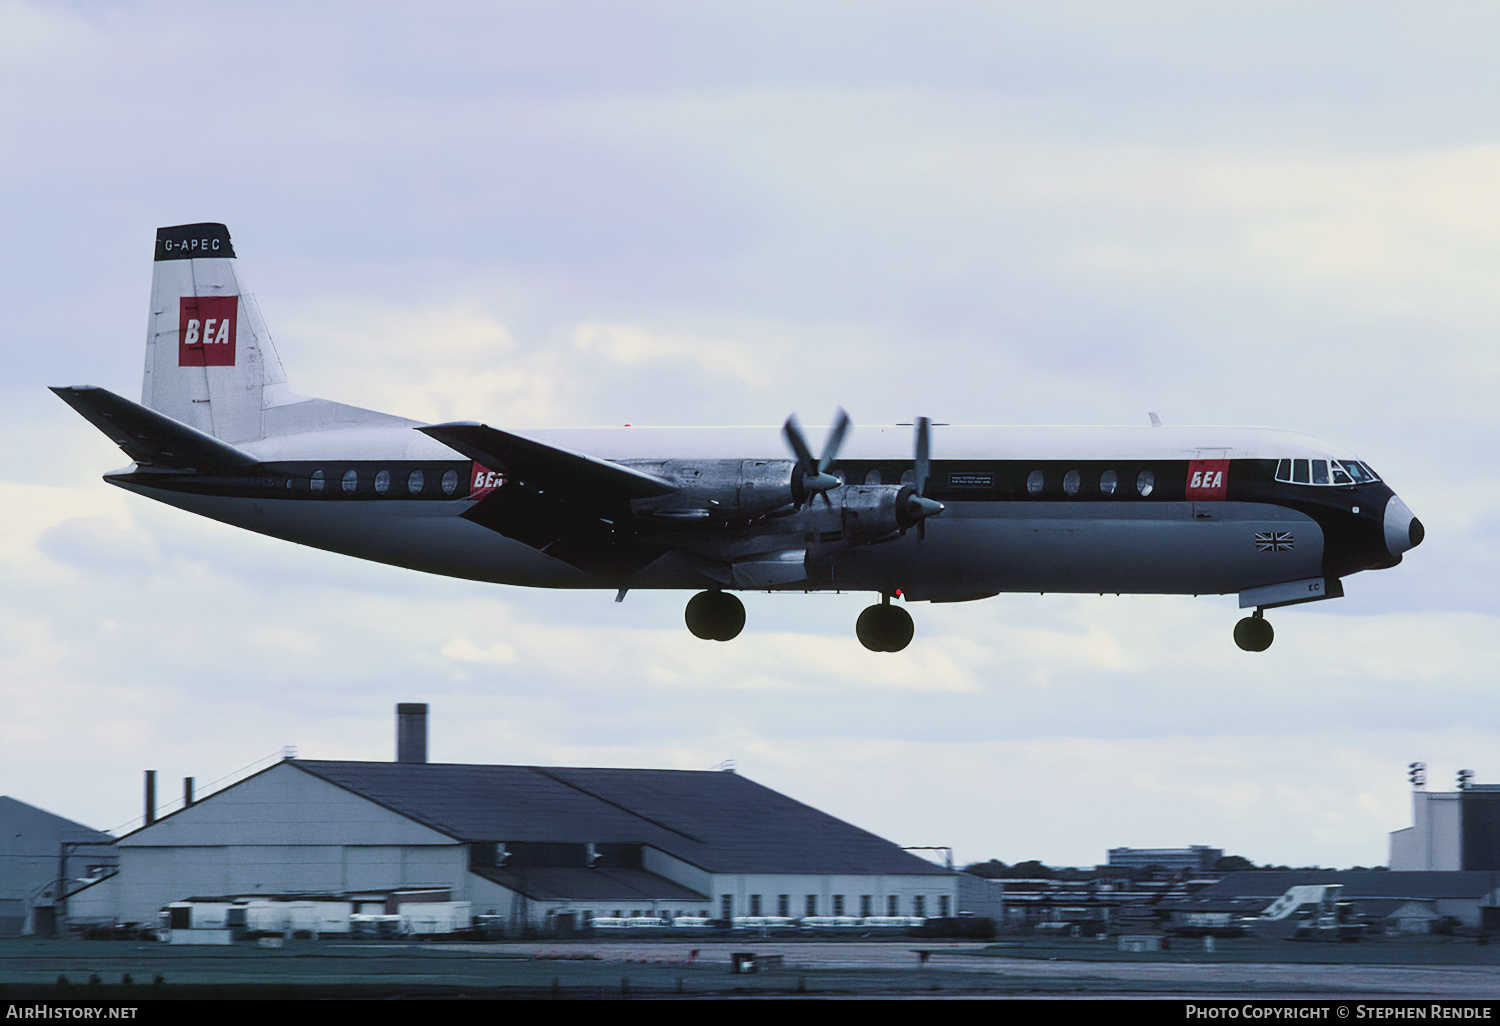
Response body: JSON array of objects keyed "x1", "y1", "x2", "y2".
[
  {"x1": 51, "y1": 385, "x2": 259, "y2": 471},
  {"x1": 420, "y1": 422, "x2": 677, "y2": 501}
]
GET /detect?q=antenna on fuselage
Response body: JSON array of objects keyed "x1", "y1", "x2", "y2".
[{"x1": 1149, "y1": 412, "x2": 1162, "y2": 428}]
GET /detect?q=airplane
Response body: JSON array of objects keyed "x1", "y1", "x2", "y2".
[{"x1": 52, "y1": 223, "x2": 1424, "y2": 653}]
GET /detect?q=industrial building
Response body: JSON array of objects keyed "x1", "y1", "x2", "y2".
[
  {"x1": 1106, "y1": 845, "x2": 1224, "y2": 873},
  {"x1": 67, "y1": 706, "x2": 958, "y2": 932},
  {"x1": 0, "y1": 797, "x2": 114, "y2": 936},
  {"x1": 1388, "y1": 772, "x2": 1500, "y2": 871}
]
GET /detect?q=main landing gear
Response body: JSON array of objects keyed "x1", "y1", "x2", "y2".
[
  {"x1": 685, "y1": 590, "x2": 745, "y2": 642},
  {"x1": 683, "y1": 590, "x2": 916, "y2": 652},
  {"x1": 1233, "y1": 608, "x2": 1274, "y2": 652},
  {"x1": 856, "y1": 594, "x2": 914, "y2": 653}
]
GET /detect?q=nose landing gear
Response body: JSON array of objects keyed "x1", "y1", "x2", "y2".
[
  {"x1": 1233, "y1": 608, "x2": 1274, "y2": 652},
  {"x1": 857, "y1": 594, "x2": 914, "y2": 652},
  {"x1": 685, "y1": 590, "x2": 746, "y2": 642}
]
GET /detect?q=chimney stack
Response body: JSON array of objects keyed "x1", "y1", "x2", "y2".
[
  {"x1": 183, "y1": 776, "x2": 195, "y2": 808},
  {"x1": 144, "y1": 770, "x2": 156, "y2": 826},
  {"x1": 397, "y1": 703, "x2": 428, "y2": 764}
]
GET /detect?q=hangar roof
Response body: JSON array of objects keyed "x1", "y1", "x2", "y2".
[
  {"x1": 291, "y1": 761, "x2": 951, "y2": 877},
  {"x1": 470, "y1": 866, "x2": 707, "y2": 902}
]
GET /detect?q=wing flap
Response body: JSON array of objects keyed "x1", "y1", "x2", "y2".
[
  {"x1": 51, "y1": 385, "x2": 259, "y2": 470},
  {"x1": 419, "y1": 422, "x2": 677, "y2": 501}
]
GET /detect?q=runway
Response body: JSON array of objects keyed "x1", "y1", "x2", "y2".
[{"x1": 3, "y1": 937, "x2": 1498, "y2": 1000}]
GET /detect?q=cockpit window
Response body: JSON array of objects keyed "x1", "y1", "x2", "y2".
[{"x1": 1275, "y1": 457, "x2": 1381, "y2": 486}]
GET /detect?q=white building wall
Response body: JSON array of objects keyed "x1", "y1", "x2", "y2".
[
  {"x1": 710, "y1": 872, "x2": 958, "y2": 918},
  {"x1": 1389, "y1": 791, "x2": 1463, "y2": 871},
  {"x1": 641, "y1": 846, "x2": 711, "y2": 896},
  {"x1": 88, "y1": 763, "x2": 468, "y2": 924},
  {"x1": 119, "y1": 763, "x2": 455, "y2": 849},
  {"x1": 1388, "y1": 827, "x2": 1417, "y2": 870}
]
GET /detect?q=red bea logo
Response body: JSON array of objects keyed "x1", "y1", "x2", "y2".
[
  {"x1": 468, "y1": 463, "x2": 506, "y2": 499},
  {"x1": 179, "y1": 296, "x2": 238, "y2": 367},
  {"x1": 1186, "y1": 459, "x2": 1230, "y2": 500}
]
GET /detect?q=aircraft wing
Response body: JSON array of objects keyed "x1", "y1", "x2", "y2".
[
  {"x1": 50, "y1": 385, "x2": 259, "y2": 471},
  {"x1": 419, "y1": 422, "x2": 678, "y2": 501}
]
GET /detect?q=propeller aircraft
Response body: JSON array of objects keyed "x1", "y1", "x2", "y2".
[{"x1": 53, "y1": 224, "x2": 1424, "y2": 652}]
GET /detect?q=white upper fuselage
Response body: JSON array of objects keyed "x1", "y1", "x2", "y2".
[{"x1": 240, "y1": 422, "x2": 1364, "y2": 465}]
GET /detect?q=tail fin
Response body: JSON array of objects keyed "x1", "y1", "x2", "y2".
[
  {"x1": 144, "y1": 223, "x2": 290, "y2": 443},
  {"x1": 143, "y1": 223, "x2": 414, "y2": 442}
]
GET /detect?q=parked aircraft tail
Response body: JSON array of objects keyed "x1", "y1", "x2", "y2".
[{"x1": 143, "y1": 223, "x2": 413, "y2": 443}]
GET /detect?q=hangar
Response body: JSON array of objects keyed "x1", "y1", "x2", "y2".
[{"x1": 69, "y1": 709, "x2": 957, "y2": 932}]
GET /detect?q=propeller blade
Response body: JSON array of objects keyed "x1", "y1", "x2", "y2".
[
  {"x1": 914, "y1": 416, "x2": 931, "y2": 497},
  {"x1": 818, "y1": 408, "x2": 852, "y2": 473},
  {"x1": 784, "y1": 411, "x2": 848, "y2": 507},
  {"x1": 783, "y1": 414, "x2": 817, "y2": 473}
]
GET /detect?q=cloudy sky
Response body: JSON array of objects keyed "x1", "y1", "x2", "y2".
[{"x1": 3, "y1": 1, "x2": 1497, "y2": 870}]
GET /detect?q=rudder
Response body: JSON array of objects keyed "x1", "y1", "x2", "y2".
[{"x1": 143, "y1": 223, "x2": 289, "y2": 443}]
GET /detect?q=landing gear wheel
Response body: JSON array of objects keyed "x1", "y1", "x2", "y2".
[
  {"x1": 685, "y1": 591, "x2": 745, "y2": 642},
  {"x1": 856, "y1": 602, "x2": 914, "y2": 653},
  {"x1": 1234, "y1": 612, "x2": 1274, "y2": 652}
]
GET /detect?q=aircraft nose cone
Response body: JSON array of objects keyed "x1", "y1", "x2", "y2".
[{"x1": 1384, "y1": 495, "x2": 1422, "y2": 556}]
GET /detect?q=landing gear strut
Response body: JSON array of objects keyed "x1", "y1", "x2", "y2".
[
  {"x1": 685, "y1": 590, "x2": 745, "y2": 642},
  {"x1": 1233, "y1": 608, "x2": 1274, "y2": 652},
  {"x1": 857, "y1": 594, "x2": 914, "y2": 653}
]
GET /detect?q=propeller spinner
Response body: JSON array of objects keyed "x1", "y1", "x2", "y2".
[{"x1": 783, "y1": 408, "x2": 851, "y2": 507}]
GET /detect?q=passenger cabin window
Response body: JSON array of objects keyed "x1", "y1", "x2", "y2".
[
  {"x1": 1136, "y1": 470, "x2": 1154, "y2": 497},
  {"x1": 342, "y1": 469, "x2": 358, "y2": 494},
  {"x1": 374, "y1": 470, "x2": 390, "y2": 495},
  {"x1": 1099, "y1": 469, "x2": 1118, "y2": 495},
  {"x1": 441, "y1": 469, "x2": 459, "y2": 496},
  {"x1": 1026, "y1": 470, "x2": 1044, "y2": 495},
  {"x1": 1062, "y1": 469, "x2": 1081, "y2": 496},
  {"x1": 408, "y1": 469, "x2": 425, "y2": 495},
  {"x1": 310, "y1": 469, "x2": 324, "y2": 495}
]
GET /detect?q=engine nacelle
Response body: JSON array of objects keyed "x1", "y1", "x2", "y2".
[
  {"x1": 840, "y1": 484, "x2": 925, "y2": 545},
  {"x1": 629, "y1": 459, "x2": 797, "y2": 524}
]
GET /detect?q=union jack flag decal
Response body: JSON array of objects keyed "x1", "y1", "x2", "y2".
[{"x1": 1255, "y1": 531, "x2": 1294, "y2": 552}]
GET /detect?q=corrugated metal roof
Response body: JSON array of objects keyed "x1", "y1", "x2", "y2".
[
  {"x1": 292, "y1": 761, "x2": 951, "y2": 877},
  {"x1": 470, "y1": 866, "x2": 707, "y2": 902}
]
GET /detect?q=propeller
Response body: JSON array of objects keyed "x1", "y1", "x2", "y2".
[
  {"x1": 783, "y1": 408, "x2": 851, "y2": 507},
  {"x1": 905, "y1": 416, "x2": 943, "y2": 537}
]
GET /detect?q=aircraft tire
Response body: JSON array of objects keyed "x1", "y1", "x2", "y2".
[
  {"x1": 709, "y1": 592, "x2": 746, "y2": 641},
  {"x1": 685, "y1": 591, "x2": 745, "y2": 642},
  {"x1": 685, "y1": 591, "x2": 717, "y2": 640},
  {"x1": 856, "y1": 603, "x2": 914, "y2": 653},
  {"x1": 1233, "y1": 615, "x2": 1274, "y2": 652}
]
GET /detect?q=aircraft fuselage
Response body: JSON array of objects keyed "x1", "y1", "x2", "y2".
[{"x1": 102, "y1": 424, "x2": 1409, "y2": 601}]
